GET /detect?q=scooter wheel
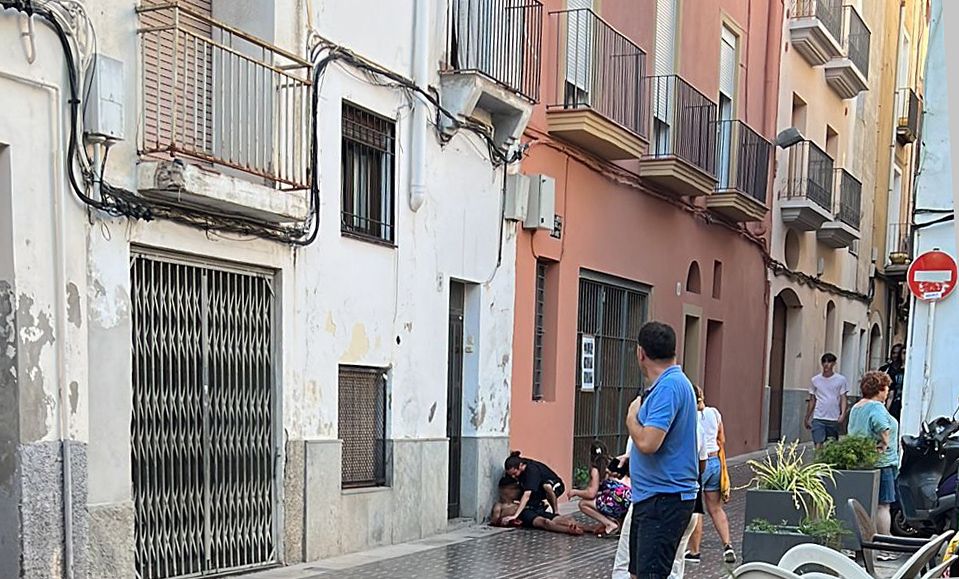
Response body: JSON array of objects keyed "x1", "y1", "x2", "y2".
[{"x1": 892, "y1": 508, "x2": 923, "y2": 538}]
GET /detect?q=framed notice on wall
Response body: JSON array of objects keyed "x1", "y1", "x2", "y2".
[{"x1": 581, "y1": 334, "x2": 595, "y2": 391}]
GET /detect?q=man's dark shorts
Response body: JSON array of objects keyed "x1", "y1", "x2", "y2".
[
  {"x1": 518, "y1": 506, "x2": 556, "y2": 529},
  {"x1": 811, "y1": 419, "x2": 840, "y2": 445},
  {"x1": 629, "y1": 493, "x2": 695, "y2": 579}
]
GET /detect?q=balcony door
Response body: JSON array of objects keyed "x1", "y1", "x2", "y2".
[
  {"x1": 564, "y1": 0, "x2": 595, "y2": 108},
  {"x1": 652, "y1": 0, "x2": 678, "y2": 153},
  {"x1": 717, "y1": 26, "x2": 737, "y2": 189}
]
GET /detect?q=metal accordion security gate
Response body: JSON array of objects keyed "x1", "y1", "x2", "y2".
[{"x1": 131, "y1": 253, "x2": 277, "y2": 579}]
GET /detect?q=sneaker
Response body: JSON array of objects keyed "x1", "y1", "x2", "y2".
[
  {"x1": 684, "y1": 552, "x2": 701, "y2": 564},
  {"x1": 723, "y1": 545, "x2": 737, "y2": 564}
]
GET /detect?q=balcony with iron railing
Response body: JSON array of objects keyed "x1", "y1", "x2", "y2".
[
  {"x1": 885, "y1": 221, "x2": 913, "y2": 278},
  {"x1": 780, "y1": 140, "x2": 835, "y2": 231},
  {"x1": 638, "y1": 75, "x2": 718, "y2": 197},
  {"x1": 136, "y1": 3, "x2": 313, "y2": 223},
  {"x1": 546, "y1": 8, "x2": 649, "y2": 160},
  {"x1": 817, "y1": 168, "x2": 861, "y2": 248},
  {"x1": 897, "y1": 87, "x2": 922, "y2": 145},
  {"x1": 706, "y1": 120, "x2": 772, "y2": 222},
  {"x1": 441, "y1": 0, "x2": 543, "y2": 150},
  {"x1": 824, "y1": 5, "x2": 870, "y2": 99},
  {"x1": 789, "y1": 0, "x2": 844, "y2": 66}
]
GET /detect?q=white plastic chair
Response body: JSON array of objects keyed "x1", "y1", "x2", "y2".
[
  {"x1": 921, "y1": 556, "x2": 957, "y2": 579},
  {"x1": 779, "y1": 531, "x2": 954, "y2": 579},
  {"x1": 732, "y1": 562, "x2": 804, "y2": 579}
]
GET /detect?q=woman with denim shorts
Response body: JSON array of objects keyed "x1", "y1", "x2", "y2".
[
  {"x1": 848, "y1": 371, "x2": 900, "y2": 560},
  {"x1": 685, "y1": 386, "x2": 736, "y2": 565}
]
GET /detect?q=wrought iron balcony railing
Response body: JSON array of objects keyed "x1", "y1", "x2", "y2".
[
  {"x1": 842, "y1": 5, "x2": 870, "y2": 79},
  {"x1": 833, "y1": 168, "x2": 862, "y2": 230},
  {"x1": 646, "y1": 75, "x2": 718, "y2": 177},
  {"x1": 716, "y1": 120, "x2": 772, "y2": 205},
  {"x1": 897, "y1": 87, "x2": 922, "y2": 143},
  {"x1": 138, "y1": 3, "x2": 313, "y2": 190},
  {"x1": 447, "y1": 0, "x2": 544, "y2": 102},
  {"x1": 550, "y1": 8, "x2": 648, "y2": 139},
  {"x1": 784, "y1": 140, "x2": 834, "y2": 212},
  {"x1": 792, "y1": 0, "x2": 843, "y2": 45}
]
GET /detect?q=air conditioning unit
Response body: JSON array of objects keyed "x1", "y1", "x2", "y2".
[
  {"x1": 504, "y1": 174, "x2": 529, "y2": 222},
  {"x1": 523, "y1": 174, "x2": 555, "y2": 231}
]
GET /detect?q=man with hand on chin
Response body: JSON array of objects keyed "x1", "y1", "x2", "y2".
[{"x1": 625, "y1": 322, "x2": 699, "y2": 579}]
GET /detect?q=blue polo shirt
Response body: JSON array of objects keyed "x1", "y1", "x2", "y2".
[{"x1": 629, "y1": 365, "x2": 700, "y2": 503}]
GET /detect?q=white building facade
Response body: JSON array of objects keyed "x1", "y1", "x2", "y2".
[
  {"x1": 0, "y1": 1, "x2": 537, "y2": 577},
  {"x1": 901, "y1": 0, "x2": 959, "y2": 437}
]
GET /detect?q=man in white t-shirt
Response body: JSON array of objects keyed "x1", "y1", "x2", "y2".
[
  {"x1": 804, "y1": 352, "x2": 850, "y2": 449},
  {"x1": 611, "y1": 399, "x2": 707, "y2": 579}
]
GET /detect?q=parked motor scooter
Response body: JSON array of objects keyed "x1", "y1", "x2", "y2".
[{"x1": 893, "y1": 413, "x2": 959, "y2": 536}]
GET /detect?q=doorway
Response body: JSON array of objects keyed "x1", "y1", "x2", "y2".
[
  {"x1": 768, "y1": 296, "x2": 787, "y2": 442},
  {"x1": 683, "y1": 315, "x2": 702, "y2": 386},
  {"x1": 704, "y1": 320, "x2": 724, "y2": 404},
  {"x1": 446, "y1": 282, "x2": 465, "y2": 519}
]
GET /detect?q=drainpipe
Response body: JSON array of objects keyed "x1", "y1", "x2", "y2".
[
  {"x1": 409, "y1": 0, "x2": 430, "y2": 212},
  {"x1": 763, "y1": 0, "x2": 785, "y2": 139}
]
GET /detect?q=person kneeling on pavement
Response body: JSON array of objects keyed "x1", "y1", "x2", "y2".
[{"x1": 490, "y1": 477, "x2": 592, "y2": 535}]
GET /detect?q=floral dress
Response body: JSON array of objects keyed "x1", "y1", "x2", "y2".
[{"x1": 595, "y1": 478, "x2": 632, "y2": 519}]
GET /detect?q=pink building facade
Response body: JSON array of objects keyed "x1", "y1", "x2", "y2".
[{"x1": 510, "y1": 0, "x2": 785, "y2": 486}]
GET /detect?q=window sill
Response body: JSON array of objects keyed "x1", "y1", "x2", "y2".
[
  {"x1": 342, "y1": 485, "x2": 392, "y2": 496},
  {"x1": 340, "y1": 229, "x2": 397, "y2": 249}
]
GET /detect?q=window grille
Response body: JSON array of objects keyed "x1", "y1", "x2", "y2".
[
  {"x1": 341, "y1": 103, "x2": 396, "y2": 244},
  {"x1": 339, "y1": 366, "x2": 388, "y2": 488},
  {"x1": 533, "y1": 261, "x2": 549, "y2": 400}
]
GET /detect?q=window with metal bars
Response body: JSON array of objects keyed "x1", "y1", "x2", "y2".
[
  {"x1": 338, "y1": 366, "x2": 388, "y2": 488},
  {"x1": 532, "y1": 260, "x2": 550, "y2": 400},
  {"x1": 341, "y1": 102, "x2": 396, "y2": 244}
]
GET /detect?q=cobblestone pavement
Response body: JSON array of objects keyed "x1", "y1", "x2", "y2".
[{"x1": 247, "y1": 462, "x2": 753, "y2": 579}]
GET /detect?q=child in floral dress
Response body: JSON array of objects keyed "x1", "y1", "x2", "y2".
[{"x1": 569, "y1": 440, "x2": 632, "y2": 536}]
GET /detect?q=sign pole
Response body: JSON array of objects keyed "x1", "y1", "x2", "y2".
[{"x1": 921, "y1": 300, "x2": 937, "y2": 422}]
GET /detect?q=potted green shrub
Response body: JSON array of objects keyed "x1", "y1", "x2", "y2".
[
  {"x1": 744, "y1": 441, "x2": 836, "y2": 527},
  {"x1": 816, "y1": 435, "x2": 881, "y2": 549},
  {"x1": 742, "y1": 517, "x2": 849, "y2": 564}
]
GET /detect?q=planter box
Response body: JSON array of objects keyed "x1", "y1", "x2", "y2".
[
  {"x1": 827, "y1": 469, "x2": 880, "y2": 550},
  {"x1": 742, "y1": 530, "x2": 811, "y2": 564},
  {"x1": 745, "y1": 490, "x2": 808, "y2": 527}
]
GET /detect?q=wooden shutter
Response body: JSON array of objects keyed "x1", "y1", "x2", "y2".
[
  {"x1": 720, "y1": 26, "x2": 737, "y2": 100},
  {"x1": 140, "y1": 0, "x2": 213, "y2": 157}
]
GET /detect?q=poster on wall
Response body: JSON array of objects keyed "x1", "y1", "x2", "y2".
[{"x1": 581, "y1": 334, "x2": 595, "y2": 391}]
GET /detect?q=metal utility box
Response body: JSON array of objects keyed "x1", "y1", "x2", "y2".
[
  {"x1": 504, "y1": 174, "x2": 530, "y2": 222},
  {"x1": 524, "y1": 174, "x2": 555, "y2": 231},
  {"x1": 84, "y1": 54, "x2": 125, "y2": 141}
]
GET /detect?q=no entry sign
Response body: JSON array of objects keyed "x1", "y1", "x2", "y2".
[{"x1": 908, "y1": 250, "x2": 958, "y2": 301}]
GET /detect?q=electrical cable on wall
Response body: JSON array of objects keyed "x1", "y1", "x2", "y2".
[{"x1": 1, "y1": 1, "x2": 523, "y2": 246}]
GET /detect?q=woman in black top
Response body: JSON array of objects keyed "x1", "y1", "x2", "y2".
[
  {"x1": 501, "y1": 451, "x2": 569, "y2": 529},
  {"x1": 880, "y1": 344, "x2": 906, "y2": 421}
]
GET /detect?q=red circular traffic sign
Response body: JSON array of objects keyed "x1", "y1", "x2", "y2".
[{"x1": 908, "y1": 250, "x2": 958, "y2": 302}]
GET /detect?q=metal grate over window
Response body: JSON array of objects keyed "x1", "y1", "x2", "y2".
[
  {"x1": 532, "y1": 260, "x2": 549, "y2": 400},
  {"x1": 341, "y1": 102, "x2": 396, "y2": 244},
  {"x1": 338, "y1": 366, "x2": 388, "y2": 488},
  {"x1": 572, "y1": 277, "x2": 648, "y2": 471},
  {"x1": 131, "y1": 254, "x2": 276, "y2": 579}
]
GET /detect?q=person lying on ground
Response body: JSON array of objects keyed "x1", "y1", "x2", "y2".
[
  {"x1": 568, "y1": 440, "x2": 631, "y2": 536},
  {"x1": 491, "y1": 476, "x2": 598, "y2": 535},
  {"x1": 501, "y1": 451, "x2": 566, "y2": 523}
]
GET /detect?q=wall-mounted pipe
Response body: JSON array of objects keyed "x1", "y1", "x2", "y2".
[{"x1": 409, "y1": 0, "x2": 430, "y2": 212}]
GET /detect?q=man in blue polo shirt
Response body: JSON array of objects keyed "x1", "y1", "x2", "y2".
[{"x1": 626, "y1": 321, "x2": 699, "y2": 579}]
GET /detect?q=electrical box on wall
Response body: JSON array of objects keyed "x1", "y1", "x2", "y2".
[
  {"x1": 504, "y1": 174, "x2": 529, "y2": 221},
  {"x1": 84, "y1": 54, "x2": 125, "y2": 141},
  {"x1": 524, "y1": 174, "x2": 555, "y2": 231}
]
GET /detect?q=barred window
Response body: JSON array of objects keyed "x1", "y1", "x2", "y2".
[
  {"x1": 338, "y1": 366, "x2": 388, "y2": 488},
  {"x1": 341, "y1": 102, "x2": 396, "y2": 244},
  {"x1": 532, "y1": 260, "x2": 549, "y2": 400}
]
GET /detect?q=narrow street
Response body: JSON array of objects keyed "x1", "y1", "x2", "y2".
[{"x1": 246, "y1": 463, "x2": 751, "y2": 579}]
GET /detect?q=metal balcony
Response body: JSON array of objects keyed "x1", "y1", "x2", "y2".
[
  {"x1": 824, "y1": 6, "x2": 870, "y2": 99},
  {"x1": 817, "y1": 169, "x2": 861, "y2": 248},
  {"x1": 789, "y1": 0, "x2": 844, "y2": 66},
  {"x1": 441, "y1": 0, "x2": 542, "y2": 149},
  {"x1": 896, "y1": 88, "x2": 922, "y2": 145},
  {"x1": 780, "y1": 140, "x2": 834, "y2": 231},
  {"x1": 885, "y1": 222, "x2": 912, "y2": 279},
  {"x1": 707, "y1": 120, "x2": 772, "y2": 222},
  {"x1": 639, "y1": 75, "x2": 718, "y2": 198},
  {"x1": 137, "y1": 3, "x2": 312, "y2": 192},
  {"x1": 546, "y1": 8, "x2": 649, "y2": 160}
]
